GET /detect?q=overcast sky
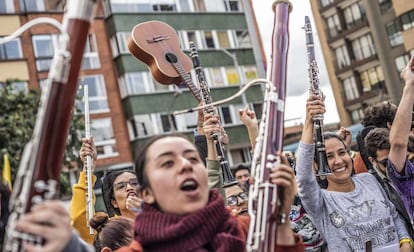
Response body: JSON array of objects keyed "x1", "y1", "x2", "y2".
[{"x1": 251, "y1": 0, "x2": 340, "y2": 124}]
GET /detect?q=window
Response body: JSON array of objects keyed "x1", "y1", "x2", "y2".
[
  {"x1": 153, "y1": 3, "x2": 176, "y2": 11},
  {"x1": 0, "y1": 0, "x2": 14, "y2": 13},
  {"x1": 234, "y1": 30, "x2": 251, "y2": 48},
  {"x1": 335, "y1": 45, "x2": 351, "y2": 69},
  {"x1": 32, "y1": 34, "x2": 59, "y2": 71},
  {"x1": 79, "y1": 75, "x2": 109, "y2": 113},
  {"x1": 178, "y1": 0, "x2": 192, "y2": 11},
  {"x1": 92, "y1": 118, "x2": 118, "y2": 158},
  {"x1": 204, "y1": 0, "x2": 225, "y2": 11},
  {"x1": 401, "y1": 10, "x2": 414, "y2": 31},
  {"x1": 208, "y1": 67, "x2": 225, "y2": 86},
  {"x1": 224, "y1": 0, "x2": 241, "y2": 12},
  {"x1": 326, "y1": 13, "x2": 342, "y2": 37},
  {"x1": 160, "y1": 113, "x2": 177, "y2": 132},
  {"x1": 243, "y1": 65, "x2": 258, "y2": 82},
  {"x1": 0, "y1": 38, "x2": 22, "y2": 60},
  {"x1": 395, "y1": 54, "x2": 410, "y2": 72},
  {"x1": 82, "y1": 34, "x2": 100, "y2": 70},
  {"x1": 119, "y1": 72, "x2": 152, "y2": 97},
  {"x1": 342, "y1": 76, "x2": 359, "y2": 100},
  {"x1": 19, "y1": 0, "x2": 45, "y2": 12},
  {"x1": 180, "y1": 31, "x2": 201, "y2": 50},
  {"x1": 110, "y1": 32, "x2": 130, "y2": 57},
  {"x1": 108, "y1": 0, "x2": 176, "y2": 13},
  {"x1": 386, "y1": 21, "x2": 403, "y2": 47},
  {"x1": 175, "y1": 111, "x2": 198, "y2": 130},
  {"x1": 193, "y1": 0, "x2": 206, "y2": 11},
  {"x1": 225, "y1": 66, "x2": 240, "y2": 85},
  {"x1": 343, "y1": 2, "x2": 365, "y2": 29},
  {"x1": 352, "y1": 33, "x2": 375, "y2": 61},
  {"x1": 320, "y1": 0, "x2": 334, "y2": 7},
  {"x1": 378, "y1": 0, "x2": 392, "y2": 14},
  {"x1": 217, "y1": 31, "x2": 231, "y2": 48},
  {"x1": 203, "y1": 31, "x2": 216, "y2": 48},
  {"x1": 128, "y1": 114, "x2": 156, "y2": 139},
  {"x1": 359, "y1": 66, "x2": 384, "y2": 92}
]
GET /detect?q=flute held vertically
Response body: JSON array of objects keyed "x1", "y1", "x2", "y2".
[
  {"x1": 246, "y1": 1, "x2": 292, "y2": 251},
  {"x1": 3, "y1": 1, "x2": 97, "y2": 251},
  {"x1": 84, "y1": 85, "x2": 95, "y2": 235},
  {"x1": 303, "y1": 16, "x2": 331, "y2": 177}
]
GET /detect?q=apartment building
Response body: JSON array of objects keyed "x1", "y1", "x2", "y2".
[
  {"x1": 0, "y1": 0, "x2": 271, "y2": 207},
  {"x1": 309, "y1": 0, "x2": 414, "y2": 125},
  {"x1": 103, "y1": 0, "x2": 267, "y2": 164}
]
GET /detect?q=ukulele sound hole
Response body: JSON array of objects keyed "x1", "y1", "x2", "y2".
[{"x1": 165, "y1": 53, "x2": 178, "y2": 63}]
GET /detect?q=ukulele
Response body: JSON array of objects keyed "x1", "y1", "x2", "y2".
[{"x1": 128, "y1": 20, "x2": 201, "y2": 101}]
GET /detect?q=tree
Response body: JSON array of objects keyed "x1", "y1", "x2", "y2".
[{"x1": 0, "y1": 84, "x2": 84, "y2": 198}]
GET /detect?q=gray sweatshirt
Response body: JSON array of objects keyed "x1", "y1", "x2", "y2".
[{"x1": 296, "y1": 142, "x2": 409, "y2": 251}]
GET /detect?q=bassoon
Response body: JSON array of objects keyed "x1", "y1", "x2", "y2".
[
  {"x1": 189, "y1": 41, "x2": 237, "y2": 188},
  {"x1": 3, "y1": 0, "x2": 96, "y2": 251},
  {"x1": 246, "y1": 0, "x2": 292, "y2": 251},
  {"x1": 303, "y1": 16, "x2": 331, "y2": 177}
]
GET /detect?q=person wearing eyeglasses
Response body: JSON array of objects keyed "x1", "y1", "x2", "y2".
[
  {"x1": 70, "y1": 137, "x2": 142, "y2": 244},
  {"x1": 225, "y1": 183, "x2": 248, "y2": 216}
]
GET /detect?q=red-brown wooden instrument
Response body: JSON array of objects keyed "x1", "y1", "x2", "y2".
[
  {"x1": 246, "y1": 1, "x2": 292, "y2": 251},
  {"x1": 3, "y1": 1, "x2": 96, "y2": 251}
]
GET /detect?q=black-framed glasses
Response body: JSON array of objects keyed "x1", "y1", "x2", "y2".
[
  {"x1": 375, "y1": 158, "x2": 388, "y2": 168},
  {"x1": 227, "y1": 192, "x2": 248, "y2": 206},
  {"x1": 114, "y1": 178, "x2": 139, "y2": 191}
]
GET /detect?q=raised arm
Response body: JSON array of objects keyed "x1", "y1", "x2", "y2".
[
  {"x1": 70, "y1": 137, "x2": 97, "y2": 244},
  {"x1": 295, "y1": 95, "x2": 326, "y2": 217},
  {"x1": 389, "y1": 56, "x2": 414, "y2": 173},
  {"x1": 238, "y1": 106, "x2": 258, "y2": 149}
]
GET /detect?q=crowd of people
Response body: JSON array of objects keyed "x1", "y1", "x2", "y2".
[{"x1": 1, "y1": 35, "x2": 414, "y2": 252}]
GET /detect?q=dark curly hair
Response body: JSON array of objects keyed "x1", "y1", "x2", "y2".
[
  {"x1": 90, "y1": 212, "x2": 133, "y2": 251},
  {"x1": 102, "y1": 168, "x2": 136, "y2": 217},
  {"x1": 364, "y1": 127, "x2": 390, "y2": 160},
  {"x1": 361, "y1": 101, "x2": 397, "y2": 128}
]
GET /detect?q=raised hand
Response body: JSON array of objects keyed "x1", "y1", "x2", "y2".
[
  {"x1": 79, "y1": 136, "x2": 97, "y2": 172},
  {"x1": 15, "y1": 201, "x2": 73, "y2": 252}
]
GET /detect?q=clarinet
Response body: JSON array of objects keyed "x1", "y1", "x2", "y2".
[
  {"x1": 3, "y1": 1, "x2": 96, "y2": 251},
  {"x1": 189, "y1": 41, "x2": 237, "y2": 188},
  {"x1": 247, "y1": 1, "x2": 291, "y2": 251},
  {"x1": 303, "y1": 16, "x2": 331, "y2": 176}
]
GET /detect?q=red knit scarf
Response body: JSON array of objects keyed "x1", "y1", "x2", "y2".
[{"x1": 133, "y1": 189, "x2": 245, "y2": 252}]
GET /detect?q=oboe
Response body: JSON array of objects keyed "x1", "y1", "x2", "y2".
[
  {"x1": 189, "y1": 41, "x2": 237, "y2": 188},
  {"x1": 303, "y1": 16, "x2": 331, "y2": 176},
  {"x1": 84, "y1": 85, "x2": 95, "y2": 235},
  {"x1": 247, "y1": 1, "x2": 292, "y2": 251},
  {"x1": 3, "y1": 1, "x2": 96, "y2": 251}
]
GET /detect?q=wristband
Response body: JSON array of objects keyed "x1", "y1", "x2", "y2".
[{"x1": 400, "y1": 238, "x2": 413, "y2": 247}]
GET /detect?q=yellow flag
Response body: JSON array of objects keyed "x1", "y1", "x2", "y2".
[{"x1": 3, "y1": 153, "x2": 12, "y2": 190}]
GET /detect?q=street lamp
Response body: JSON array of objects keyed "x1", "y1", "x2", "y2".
[{"x1": 219, "y1": 48, "x2": 248, "y2": 106}]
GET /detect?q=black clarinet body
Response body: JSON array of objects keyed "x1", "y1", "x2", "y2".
[
  {"x1": 3, "y1": 1, "x2": 96, "y2": 251},
  {"x1": 304, "y1": 16, "x2": 331, "y2": 177},
  {"x1": 189, "y1": 42, "x2": 237, "y2": 188}
]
